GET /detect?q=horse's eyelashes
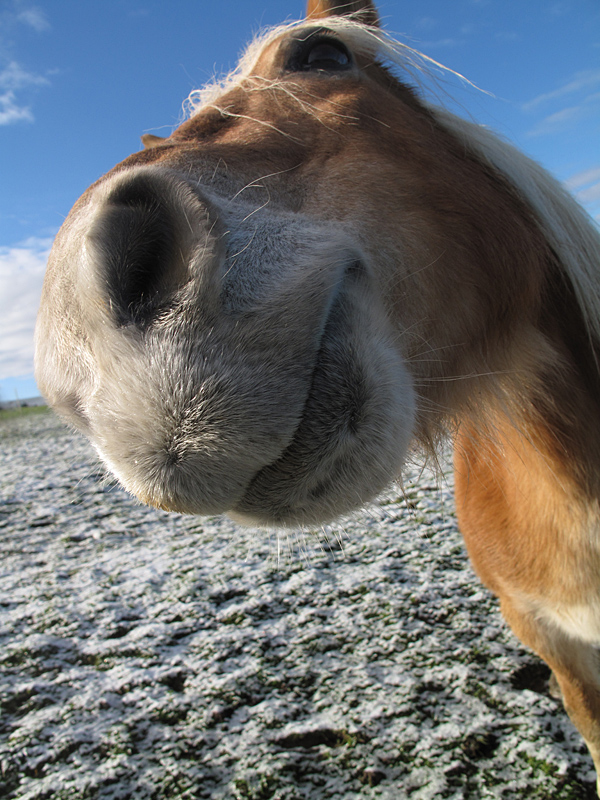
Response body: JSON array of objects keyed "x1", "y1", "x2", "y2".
[{"x1": 286, "y1": 34, "x2": 353, "y2": 74}]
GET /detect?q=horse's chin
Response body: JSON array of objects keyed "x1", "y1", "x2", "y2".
[{"x1": 229, "y1": 381, "x2": 415, "y2": 528}]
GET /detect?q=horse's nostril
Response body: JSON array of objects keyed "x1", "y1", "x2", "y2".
[
  {"x1": 108, "y1": 173, "x2": 167, "y2": 210},
  {"x1": 87, "y1": 171, "x2": 219, "y2": 327},
  {"x1": 89, "y1": 193, "x2": 176, "y2": 326}
]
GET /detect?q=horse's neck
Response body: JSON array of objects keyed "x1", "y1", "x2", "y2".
[
  {"x1": 534, "y1": 260, "x2": 600, "y2": 499},
  {"x1": 481, "y1": 268, "x2": 600, "y2": 506},
  {"x1": 434, "y1": 244, "x2": 600, "y2": 512}
]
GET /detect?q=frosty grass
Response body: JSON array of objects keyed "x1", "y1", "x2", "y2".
[{"x1": 0, "y1": 410, "x2": 597, "y2": 799}]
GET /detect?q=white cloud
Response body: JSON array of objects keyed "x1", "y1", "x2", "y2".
[
  {"x1": 0, "y1": 60, "x2": 49, "y2": 90},
  {"x1": 523, "y1": 69, "x2": 600, "y2": 112},
  {"x1": 566, "y1": 166, "x2": 600, "y2": 190},
  {"x1": 527, "y1": 104, "x2": 587, "y2": 137},
  {"x1": 16, "y1": 7, "x2": 50, "y2": 32},
  {"x1": 523, "y1": 70, "x2": 600, "y2": 137},
  {"x1": 565, "y1": 166, "x2": 600, "y2": 208},
  {"x1": 578, "y1": 184, "x2": 600, "y2": 205},
  {"x1": 0, "y1": 237, "x2": 52, "y2": 379},
  {"x1": 0, "y1": 2, "x2": 49, "y2": 32},
  {"x1": 0, "y1": 89, "x2": 32, "y2": 124},
  {"x1": 0, "y1": 3, "x2": 52, "y2": 126},
  {"x1": 0, "y1": 61, "x2": 50, "y2": 125},
  {"x1": 0, "y1": 61, "x2": 50, "y2": 124}
]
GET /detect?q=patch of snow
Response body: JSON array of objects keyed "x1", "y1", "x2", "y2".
[{"x1": 0, "y1": 412, "x2": 596, "y2": 798}]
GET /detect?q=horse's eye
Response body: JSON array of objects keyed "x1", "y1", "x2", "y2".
[
  {"x1": 286, "y1": 34, "x2": 353, "y2": 74},
  {"x1": 304, "y1": 40, "x2": 352, "y2": 70}
]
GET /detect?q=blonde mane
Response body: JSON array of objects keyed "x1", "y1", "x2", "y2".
[{"x1": 436, "y1": 110, "x2": 600, "y2": 346}]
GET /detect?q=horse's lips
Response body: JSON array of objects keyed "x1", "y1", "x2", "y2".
[
  {"x1": 230, "y1": 269, "x2": 413, "y2": 527},
  {"x1": 143, "y1": 294, "x2": 346, "y2": 518},
  {"x1": 217, "y1": 277, "x2": 345, "y2": 504}
]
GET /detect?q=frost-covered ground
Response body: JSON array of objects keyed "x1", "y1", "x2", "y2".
[{"x1": 0, "y1": 410, "x2": 597, "y2": 799}]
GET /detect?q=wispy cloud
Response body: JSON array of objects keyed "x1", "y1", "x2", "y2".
[
  {"x1": 0, "y1": 60, "x2": 49, "y2": 90},
  {"x1": 0, "y1": 61, "x2": 49, "y2": 125},
  {"x1": 527, "y1": 104, "x2": 588, "y2": 137},
  {"x1": 0, "y1": 89, "x2": 33, "y2": 124},
  {"x1": 523, "y1": 69, "x2": 600, "y2": 112},
  {"x1": 524, "y1": 69, "x2": 600, "y2": 137},
  {"x1": 578, "y1": 185, "x2": 600, "y2": 206},
  {"x1": 0, "y1": 237, "x2": 52, "y2": 380},
  {"x1": 0, "y1": 1, "x2": 49, "y2": 31},
  {"x1": 565, "y1": 166, "x2": 600, "y2": 208},
  {"x1": 16, "y1": 6, "x2": 50, "y2": 32},
  {"x1": 0, "y1": 3, "x2": 51, "y2": 125},
  {"x1": 528, "y1": 98, "x2": 600, "y2": 137}
]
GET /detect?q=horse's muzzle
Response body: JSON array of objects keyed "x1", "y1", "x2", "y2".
[{"x1": 36, "y1": 165, "x2": 415, "y2": 525}]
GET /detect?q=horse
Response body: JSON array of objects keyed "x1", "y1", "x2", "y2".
[{"x1": 34, "y1": 0, "x2": 600, "y2": 791}]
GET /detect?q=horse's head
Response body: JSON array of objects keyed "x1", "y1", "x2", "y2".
[{"x1": 34, "y1": 0, "x2": 559, "y2": 525}]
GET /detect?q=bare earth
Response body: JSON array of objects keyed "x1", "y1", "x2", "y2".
[{"x1": 0, "y1": 411, "x2": 596, "y2": 799}]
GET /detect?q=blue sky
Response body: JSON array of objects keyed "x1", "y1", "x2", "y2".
[{"x1": 1, "y1": 0, "x2": 599, "y2": 401}]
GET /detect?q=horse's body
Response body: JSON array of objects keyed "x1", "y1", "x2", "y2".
[{"x1": 35, "y1": 0, "x2": 600, "y2": 791}]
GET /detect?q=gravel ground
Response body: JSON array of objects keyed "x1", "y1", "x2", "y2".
[{"x1": 0, "y1": 410, "x2": 597, "y2": 799}]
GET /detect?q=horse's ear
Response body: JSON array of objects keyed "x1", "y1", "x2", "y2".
[
  {"x1": 306, "y1": 0, "x2": 380, "y2": 26},
  {"x1": 141, "y1": 134, "x2": 167, "y2": 150}
]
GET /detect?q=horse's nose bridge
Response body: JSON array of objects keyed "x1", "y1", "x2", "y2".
[{"x1": 86, "y1": 167, "x2": 224, "y2": 326}]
